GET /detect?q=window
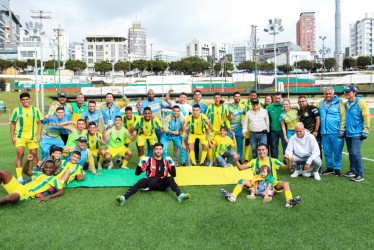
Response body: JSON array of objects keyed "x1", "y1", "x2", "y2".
[
  {"x1": 96, "y1": 45, "x2": 103, "y2": 51},
  {"x1": 88, "y1": 45, "x2": 93, "y2": 50},
  {"x1": 88, "y1": 52, "x2": 93, "y2": 56}
]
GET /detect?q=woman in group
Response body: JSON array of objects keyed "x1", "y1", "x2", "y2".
[
  {"x1": 263, "y1": 95, "x2": 274, "y2": 108},
  {"x1": 279, "y1": 99, "x2": 299, "y2": 143}
]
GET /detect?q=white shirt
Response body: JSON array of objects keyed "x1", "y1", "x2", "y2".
[
  {"x1": 285, "y1": 130, "x2": 320, "y2": 165},
  {"x1": 171, "y1": 101, "x2": 192, "y2": 119},
  {"x1": 242, "y1": 108, "x2": 269, "y2": 133}
]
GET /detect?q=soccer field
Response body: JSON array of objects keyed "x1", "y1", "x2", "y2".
[{"x1": 0, "y1": 124, "x2": 373, "y2": 249}]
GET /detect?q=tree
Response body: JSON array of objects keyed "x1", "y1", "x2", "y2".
[
  {"x1": 214, "y1": 61, "x2": 234, "y2": 76},
  {"x1": 238, "y1": 60, "x2": 255, "y2": 71},
  {"x1": 357, "y1": 56, "x2": 371, "y2": 68},
  {"x1": 114, "y1": 61, "x2": 130, "y2": 75},
  {"x1": 324, "y1": 58, "x2": 336, "y2": 71},
  {"x1": 295, "y1": 60, "x2": 314, "y2": 71},
  {"x1": 0, "y1": 59, "x2": 13, "y2": 71},
  {"x1": 0, "y1": 78, "x2": 5, "y2": 91},
  {"x1": 132, "y1": 59, "x2": 148, "y2": 74},
  {"x1": 26, "y1": 59, "x2": 41, "y2": 68},
  {"x1": 14, "y1": 60, "x2": 27, "y2": 71},
  {"x1": 191, "y1": 61, "x2": 210, "y2": 74},
  {"x1": 277, "y1": 64, "x2": 293, "y2": 73},
  {"x1": 44, "y1": 60, "x2": 64, "y2": 70},
  {"x1": 311, "y1": 62, "x2": 322, "y2": 73},
  {"x1": 94, "y1": 61, "x2": 111, "y2": 76},
  {"x1": 259, "y1": 62, "x2": 274, "y2": 71},
  {"x1": 182, "y1": 56, "x2": 205, "y2": 63},
  {"x1": 147, "y1": 59, "x2": 168, "y2": 75},
  {"x1": 65, "y1": 60, "x2": 87, "y2": 74},
  {"x1": 343, "y1": 57, "x2": 357, "y2": 69}
]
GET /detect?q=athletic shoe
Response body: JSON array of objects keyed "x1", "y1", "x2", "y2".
[
  {"x1": 322, "y1": 168, "x2": 334, "y2": 175},
  {"x1": 181, "y1": 163, "x2": 187, "y2": 167},
  {"x1": 178, "y1": 193, "x2": 190, "y2": 203},
  {"x1": 334, "y1": 170, "x2": 342, "y2": 176},
  {"x1": 209, "y1": 162, "x2": 214, "y2": 167},
  {"x1": 351, "y1": 175, "x2": 364, "y2": 182},
  {"x1": 17, "y1": 177, "x2": 24, "y2": 184},
  {"x1": 142, "y1": 187, "x2": 150, "y2": 191},
  {"x1": 116, "y1": 157, "x2": 122, "y2": 168},
  {"x1": 243, "y1": 161, "x2": 249, "y2": 165},
  {"x1": 286, "y1": 196, "x2": 301, "y2": 208},
  {"x1": 97, "y1": 163, "x2": 102, "y2": 170},
  {"x1": 227, "y1": 194, "x2": 237, "y2": 202},
  {"x1": 227, "y1": 164, "x2": 234, "y2": 167},
  {"x1": 108, "y1": 161, "x2": 113, "y2": 169},
  {"x1": 121, "y1": 166, "x2": 129, "y2": 169},
  {"x1": 290, "y1": 170, "x2": 302, "y2": 178},
  {"x1": 220, "y1": 188, "x2": 230, "y2": 199},
  {"x1": 263, "y1": 196, "x2": 272, "y2": 202},
  {"x1": 116, "y1": 195, "x2": 126, "y2": 206},
  {"x1": 302, "y1": 171, "x2": 312, "y2": 178},
  {"x1": 246, "y1": 194, "x2": 256, "y2": 200},
  {"x1": 313, "y1": 172, "x2": 321, "y2": 181},
  {"x1": 35, "y1": 191, "x2": 49, "y2": 198},
  {"x1": 204, "y1": 160, "x2": 210, "y2": 166},
  {"x1": 343, "y1": 171, "x2": 356, "y2": 178}
]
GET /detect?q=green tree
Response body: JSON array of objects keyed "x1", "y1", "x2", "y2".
[
  {"x1": 259, "y1": 62, "x2": 274, "y2": 71},
  {"x1": 277, "y1": 64, "x2": 293, "y2": 73},
  {"x1": 44, "y1": 60, "x2": 64, "y2": 70},
  {"x1": 132, "y1": 59, "x2": 148, "y2": 74},
  {"x1": 357, "y1": 56, "x2": 371, "y2": 68},
  {"x1": 0, "y1": 78, "x2": 5, "y2": 91},
  {"x1": 214, "y1": 61, "x2": 234, "y2": 76},
  {"x1": 191, "y1": 61, "x2": 210, "y2": 74},
  {"x1": 182, "y1": 56, "x2": 205, "y2": 63},
  {"x1": 94, "y1": 61, "x2": 111, "y2": 76},
  {"x1": 295, "y1": 60, "x2": 314, "y2": 71},
  {"x1": 238, "y1": 60, "x2": 255, "y2": 71},
  {"x1": 324, "y1": 58, "x2": 336, "y2": 70},
  {"x1": 14, "y1": 60, "x2": 27, "y2": 71},
  {"x1": 114, "y1": 61, "x2": 130, "y2": 75},
  {"x1": 343, "y1": 57, "x2": 357, "y2": 69},
  {"x1": 0, "y1": 59, "x2": 13, "y2": 70},
  {"x1": 65, "y1": 60, "x2": 87, "y2": 74},
  {"x1": 147, "y1": 59, "x2": 168, "y2": 75},
  {"x1": 26, "y1": 59, "x2": 41, "y2": 68},
  {"x1": 311, "y1": 62, "x2": 322, "y2": 73}
]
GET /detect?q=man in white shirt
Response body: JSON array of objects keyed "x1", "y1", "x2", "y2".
[
  {"x1": 284, "y1": 122, "x2": 322, "y2": 181},
  {"x1": 242, "y1": 98, "x2": 269, "y2": 159}
]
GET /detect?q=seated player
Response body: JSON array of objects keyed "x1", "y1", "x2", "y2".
[
  {"x1": 246, "y1": 165, "x2": 275, "y2": 202},
  {"x1": 210, "y1": 126, "x2": 237, "y2": 168},
  {"x1": 132, "y1": 107, "x2": 164, "y2": 159},
  {"x1": 35, "y1": 146, "x2": 63, "y2": 174},
  {"x1": 65, "y1": 119, "x2": 88, "y2": 147},
  {"x1": 116, "y1": 143, "x2": 190, "y2": 206},
  {"x1": 160, "y1": 106, "x2": 187, "y2": 166},
  {"x1": 220, "y1": 144, "x2": 301, "y2": 208},
  {"x1": 86, "y1": 122, "x2": 106, "y2": 169},
  {"x1": 103, "y1": 116, "x2": 136, "y2": 169},
  {"x1": 186, "y1": 105, "x2": 213, "y2": 166}
]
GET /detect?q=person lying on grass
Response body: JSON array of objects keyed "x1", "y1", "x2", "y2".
[
  {"x1": 116, "y1": 142, "x2": 190, "y2": 206},
  {"x1": 0, "y1": 152, "x2": 85, "y2": 205}
]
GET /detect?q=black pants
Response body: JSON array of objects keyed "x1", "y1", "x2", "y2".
[
  {"x1": 194, "y1": 139, "x2": 200, "y2": 161},
  {"x1": 124, "y1": 177, "x2": 181, "y2": 199},
  {"x1": 60, "y1": 133, "x2": 69, "y2": 145}
]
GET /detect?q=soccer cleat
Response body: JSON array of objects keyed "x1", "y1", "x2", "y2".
[
  {"x1": 322, "y1": 168, "x2": 334, "y2": 175},
  {"x1": 121, "y1": 166, "x2": 129, "y2": 169},
  {"x1": 220, "y1": 188, "x2": 230, "y2": 199},
  {"x1": 351, "y1": 175, "x2": 364, "y2": 182},
  {"x1": 97, "y1": 163, "x2": 102, "y2": 170},
  {"x1": 343, "y1": 171, "x2": 356, "y2": 178},
  {"x1": 181, "y1": 163, "x2": 187, "y2": 167},
  {"x1": 286, "y1": 196, "x2": 301, "y2": 208},
  {"x1": 17, "y1": 177, "x2": 24, "y2": 184},
  {"x1": 290, "y1": 170, "x2": 302, "y2": 178},
  {"x1": 116, "y1": 157, "x2": 122, "y2": 168},
  {"x1": 227, "y1": 194, "x2": 237, "y2": 202},
  {"x1": 35, "y1": 191, "x2": 49, "y2": 198},
  {"x1": 108, "y1": 161, "x2": 113, "y2": 169},
  {"x1": 313, "y1": 172, "x2": 321, "y2": 181},
  {"x1": 227, "y1": 163, "x2": 234, "y2": 168},
  {"x1": 334, "y1": 169, "x2": 342, "y2": 176},
  {"x1": 116, "y1": 195, "x2": 126, "y2": 206},
  {"x1": 178, "y1": 193, "x2": 190, "y2": 203},
  {"x1": 209, "y1": 161, "x2": 214, "y2": 167},
  {"x1": 302, "y1": 170, "x2": 312, "y2": 178}
]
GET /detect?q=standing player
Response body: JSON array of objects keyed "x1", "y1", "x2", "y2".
[
  {"x1": 80, "y1": 101, "x2": 104, "y2": 132},
  {"x1": 10, "y1": 92, "x2": 43, "y2": 182},
  {"x1": 68, "y1": 93, "x2": 88, "y2": 126},
  {"x1": 86, "y1": 122, "x2": 106, "y2": 169},
  {"x1": 98, "y1": 92, "x2": 129, "y2": 130},
  {"x1": 227, "y1": 92, "x2": 245, "y2": 163},
  {"x1": 119, "y1": 107, "x2": 139, "y2": 167},
  {"x1": 116, "y1": 143, "x2": 190, "y2": 206}
]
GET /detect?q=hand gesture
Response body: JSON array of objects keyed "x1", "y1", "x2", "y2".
[
  {"x1": 26, "y1": 154, "x2": 34, "y2": 161},
  {"x1": 229, "y1": 109, "x2": 234, "y2": 114},
  {"x1": 181, "y1": 144, "x2": 186, "y2": 150},
  {"x1": 230, "y1": 130, "x2": 235, "y2": 137},
  {"x1": 168, "y1": 88, "x2": 174, "y2": 93},
  {"x1": 304, "y1": 163, "x2": 310, "y2": 170},
  {"x1": 37, "y1": 197, "x2": 50, "y2": 203}
]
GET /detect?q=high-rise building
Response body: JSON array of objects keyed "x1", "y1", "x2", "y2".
[
  {"x1": 232, "y1": 44, "x2": 250, "y2": 65},
  {"x1": 69, "y1": 42, "x2": 85, "y2": 61},
  {"x1": 154, "y1": 50, "x2": 180, "y2": 63},
  {"x1": 128, "y1": 21, "x2": 146, "y2": 60},
  {"x1": 51, "y1": 27, "x2": 70, "y2": 62},
  {"x1": 84, "y1": 35, "x2": 127, "y2": 73},
  {"x1": 349, "y1": 13, "x2": 374, "y2": 57},
  {"x1": 296, "y1": 12, "x2": 315, "y2": 52},
  {"x1": 185, "y1": 39, "x2": 227, "y2": 61}
]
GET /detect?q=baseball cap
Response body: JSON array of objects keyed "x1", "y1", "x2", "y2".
[
  {"x1": 251, "y1": 98, "x2": 259, "y2": 104},
  {"x1": 344, "y1": 85, "x2": 357, "y2": 93},
  {"x1": 77, "y1": 137, "x2": 87, "y2": 142},
  {"x1": 58, "y1": 92, "x2": 67, "y2": 98}
]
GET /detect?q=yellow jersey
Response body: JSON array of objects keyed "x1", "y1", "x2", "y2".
[
  {"x1": 212, "y1": 134, "x2": 234, "y2": 157},
  {"x1": 186, "y1": 114, "x2": 209, "y2": 135},
  {"x1": 11, "y1": 106, "x2": 43, "y2": 140}
]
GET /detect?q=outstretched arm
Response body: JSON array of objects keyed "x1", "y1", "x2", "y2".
[{"x1": 38, "y1": 189, "x2": 64, "y2": 203}]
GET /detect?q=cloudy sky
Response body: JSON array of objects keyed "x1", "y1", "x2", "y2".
[{"x1": 12, "y1": 0, "x2": 374, "y2": 57}]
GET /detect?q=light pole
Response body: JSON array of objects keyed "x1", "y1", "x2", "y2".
[
  {"x1": 295, "y1": 55, "x2": 298, "y2": 91},
  {"x1": 264, "y1": 18, "x2": 284, "y2": 92},
  {"x1": 53, "y1": 26, "x2": 62, "y2": 92},
  {"x1": 252, "y1": 25, "x2": 258, "y2": 92},
  {"x1": 319, "y1": 36, "x2": 331, "y2": 80},
  {"x1": 150, "y1": 43, "x2": 153, "y2": 74}
]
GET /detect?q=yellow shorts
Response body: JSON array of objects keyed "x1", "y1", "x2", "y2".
[
  {"x1": 2, "y1": 177, "x2": 31, "y2": 202},
  {"x1": 245, "y1": 131, "x2": 250, "y2": 139},
  {"x1": 15, "y1": 138, "x2": 39, "y2": 149},
  {"x1": 90, "y1": 149, "x2": 98, "y2": 157},
  {"x1": 137, "y1": 134, "x2": 158, "y2": 147},
  {"x1": 188, "y1": 133, "x2": 208, "y2": 145},
  {"x1": 106, "y1": 146, "x2": 130, "y2": 158},
  {"x1": 272, "y1": 180, "x2": 284, "y2": 192}
]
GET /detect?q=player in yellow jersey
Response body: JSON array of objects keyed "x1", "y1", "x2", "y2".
[
  {"x1": 10, "y1": 92, "x2": 44, "y2": 183},
  {"x1": 210, "y1": 126, "x2": 237, "y2": 168},
  {"x1": 86, "y1": 122, "x2": 106, "y2": 169},
  {"x1": 132, "y1": 107, "x2": 164, "y2": 159},
  {"x1": 186, "y1": 105, "x2": 213, "y2": 166}
]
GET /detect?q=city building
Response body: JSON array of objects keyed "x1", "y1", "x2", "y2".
[
  {"x1": 349, "y1": 13, "x2": 374, "y2": 57},
  {"x1": 51, "y1": 27, "x2": 70, "y2": 62},
  {"x1": 128, "y1": 21, "x2": 146, "y2": 60},
  {"x1": 296, "y1": 12, "x2": 315, "y2": 52},
  {"x1": 84, "y1": 35, "x2": 127, "y2": 73},
  {"x1": 17, "y1": 31, "x2": 41, "y2": 61},
  {"x1": 154, "y1": 50, "x2": 180, "y2": 63},
  {"x1": 69, "y1": 42, "x2": 85, "y2": 61},
  {"x1": 185, "y1": 39, "x2": 227, "y2": 61},
  {"x1": 232, "y1": 44, "x2": 251, "y2": 65},
  {"x1": 258, "y1": 41, "x2": 302, "y2": 63},
  {"x1": 266, "y1": 50, "x2": 314, "y2": 66}
]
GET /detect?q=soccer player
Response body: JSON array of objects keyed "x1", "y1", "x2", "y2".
[
  {"x1": 116, "y1": 143, "x2": 190, "y2": 206},
  {"x1": 46, "y1": 92, "x2": 72, "y2": 144},
  {"x1": 227, "y1": 92, "x2": 245, "y2": 162},
  {"x1": 98, "y1": 92, "x2": 129, "y2": 130},
  {"x1": 220, "y1": 144, "x2": 301, "y2": 208},
  {"x1": 68, "y1": 93, "x2": 88, "y2": 126},
  {"x1": 65, "y1": 119, "x2": 87, "y2": 147},
  {"x1": 343, "y1": 85, "x2": 370, "y2": 181},
  {"x1": 35, "y1": 146, "x2": 63, "y2": 175},
  {"x1": 104, "y1": 116, "x2": 136, "y2": 169},
  {"x1": 10, "y1": 92, "x2": 43, "y2": 182},
  {"x1": 186, "y1": 105, "x2": 213, "y2": 166},
  {"x1": 122, "y1": 107, "x2": 139, "y2": 148},
  {"x1": 210, "y1": 126, "x2": 237, "y2": 168},
  {"x1": 160, "y1": 106, "x2": 187, "y2": 166},
  {"x1": 80, "y1": 101, "x2": 104, "y2": 131},
  {"x1": 86, "y1": 122, "x2": 106, "y2": 169},
  {"x1": 132, "y1": 107, "x2": 164, "y2": 159}
]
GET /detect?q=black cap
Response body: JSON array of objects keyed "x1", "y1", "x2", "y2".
[
  {"x1": 344, "y1": 85, "x2": 357, "y2": 93},
  {"x1": 58, "y1": 92, "x2": 67, "y2": 98},
  {"x1": 77, "y1": 137, "x2": 87, "y2": 142},
  {"x1": 251, "y1": 98, "x2": 259, "y2": 104}
]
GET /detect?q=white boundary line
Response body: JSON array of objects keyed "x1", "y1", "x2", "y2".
[{"x1": 342, "y1": 152, "x2": 374, "y2": 162}]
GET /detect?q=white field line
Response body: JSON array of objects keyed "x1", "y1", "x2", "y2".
[{"x1": 342, "y1": 152, "x2": 374, "y2": 162}]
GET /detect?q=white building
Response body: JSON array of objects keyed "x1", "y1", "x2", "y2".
[
  {"x1": 17, "y1": 32, "x2": 41, "y2": 61},
  {"x1": 232, "y1": 44, "x2": 251, "y2": 65},
  {"x1": 349, "y1": 13, "x2": 374, "y2": 57},
  {"x1": 185, "y1": 39, "x2": 227, "y2": 61},
  {"x1": 69, "y1": 42, "x2": 84, "y2": 61},
  {"x1": 84, "y1": 35, "x2": 127, "y2": 73},
  {"x1": 154, "y1": 50, "x2": 180, "y2": 63},
  {"x1": 128, "y1": 21, "x2": 146, "y2": 60},
  {"x1": 266, "y1": 50, "x2": 314, "y2": 66},
  {"x1": 51, "y1": 27, "x2": 70, "y2": 62}
]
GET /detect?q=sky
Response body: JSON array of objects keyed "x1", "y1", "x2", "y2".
[{"x1": 11, "y1": 0, "x2": 374, "y2": 58}]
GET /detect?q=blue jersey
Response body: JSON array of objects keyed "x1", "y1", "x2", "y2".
[
  {"x1": 317, "y1": 95, "x2": 345, "y2": 135},
  {"x1": 42, "y1": 115, "x2": 68, "y2": 139},
  {"x1": 48, "y1": 102, "x2": 72, "y2": 135},
  {"x1": 141, "y1": 98, "x2": 169, "y2": 119},
  {"x1": 81, "y1": 109, "x2": 103, "y2": 126},
  {"x1": 98, "y1": 96, "x2": 129, "y2": 127},
  {"x1": 191, "y1": 101, "x2": 208, "y2": 114}
]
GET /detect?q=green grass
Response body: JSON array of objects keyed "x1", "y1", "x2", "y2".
[{"x1": 1, "y1": 124, "x2": 374, "y2": 248}]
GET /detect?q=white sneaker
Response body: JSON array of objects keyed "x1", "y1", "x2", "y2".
[
  {"x1": 227, "y1": 194, "x2": 237, "y2": 203},
  {"x1": 313, "y1": 171, "x2": 321, "y2": 181},
  {"x1": 121, "y1": 166, "x2": 129, "y2": 169},
  {"x1": 227, "y1": 163, "x2": 234, "y2": 167},
  {"x1": 290, "y1": 170, "x2": 302, "y2": 178},
  {"x1": 98, "y1": 163, "x2": 102, "y2": 170},
  {"x1": 302, "y1": 170, "x2": 312, "y2": 178},
  {"x1": 209, "y1": 161, "x2": 214, "y2": 167},
  {"x1": 108, "y1": 161, "x2": 113, "y2": 169}
]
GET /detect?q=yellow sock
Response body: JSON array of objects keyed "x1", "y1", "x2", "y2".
[
  {"x1": 200, "y1": 150, "x2": 208, "y2": 165},
  {"x1": 190, "y1": 151, "x2": 196, "y2": 165},
  {"x1": 16, "y1": 167, "x2": 22, "y2": 179},
  {"x1": 208, "y1": 149, "x2": 214, "y2": 162},
  {"x1": 139, "y1": 155, "x2": 145, "y2": 160},
  {"x1": 232, "y1": 185, "x2": 242, "y2": 197},
  {"x1": 98, "y1": 156, "x2": 104, "y2": 164},
  {"x1": 121, "y1": 159, "x2": 128, "y2": 166},
  {"x1": 244, "y1": 146, "x2": 250, "y2": 161},
  {"x1": 285, "y1": 191, "x2": 293, "y2": 201}
]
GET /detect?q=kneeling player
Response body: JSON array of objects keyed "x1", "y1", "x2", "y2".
[{"x1": 116, "y1": 143, "x2": 190, "y2": 206}]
